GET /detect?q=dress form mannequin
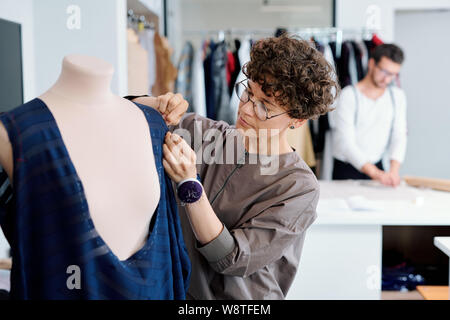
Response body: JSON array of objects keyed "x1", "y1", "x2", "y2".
[{"x1": 0, "y1": 55, "x2": 160, "y2": 261}]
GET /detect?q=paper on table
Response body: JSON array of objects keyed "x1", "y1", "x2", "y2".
[
  {"x1": 317, "y1": 198, "x2": 352, "y2": 212},
  {"x1": 346, "y1": 195, "x2": 384, "y2": 211},
  {"x1": 317, "y1": 196, "x2": 384, "y2": 212}
]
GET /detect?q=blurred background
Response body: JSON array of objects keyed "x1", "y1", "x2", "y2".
[{"x1": 1, "y1": 0, "x2": 450, "y2": 300}]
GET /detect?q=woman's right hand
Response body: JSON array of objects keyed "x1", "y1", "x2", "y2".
[{"x1": 133, "y1": 92, "x2": 189, "y2": 126}]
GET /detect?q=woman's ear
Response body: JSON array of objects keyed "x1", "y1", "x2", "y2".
[{"x1": 290, "y1": 119, "x2": 307, "y2": 129}]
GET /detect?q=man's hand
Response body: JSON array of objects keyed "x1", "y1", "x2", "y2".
[
  {"x1": 133, "y1": 92, "x2": 189, "y2": 126},
  {"x1": 387, "y1": 169, "x2": 401, "y2": 187},
  {"x1": 362, "y1": 163, "x2": 395, "y2": 187},
  {"x1": 388, "y1": 160, "x2": 401, "y2": 187}
]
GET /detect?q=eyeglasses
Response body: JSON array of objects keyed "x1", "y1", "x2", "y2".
[
  {"x1": 235, "y1": 80, "x2": 288, "y2": 121},
  {"x1": 375, "y1": 64, "x2": 399, "y2": 79}
]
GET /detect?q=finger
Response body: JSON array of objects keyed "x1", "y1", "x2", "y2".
[
  {"x1": 165, "y1": 132, "x2": 177, "y2": 151},
  {"x1": 166, "y1": 93, "x2": 184, "y2": 113},
  {"x1": 179, "y1": 138, "x2": 194, "y2": 158},
  {"x1": 133, "y1": 96, "x2": 158, "y2": 108},
  {"x1": 165, "y1": 133, "x2": 183, "y2": 155},
  {"x1": 173, "y1": 135, "x2": 191, "y2": 159},
  {"x1": 163, "y1": 144, "x2": 181, "y2": 167},
  {"x1": 169, "y1": 133, "x2": 184, "y2": 154},
  {"x1": 166, "y1": 100, "x2": 189, "y2": 125},
  {"x1": 158, "y1": 92, "x2": 174, "y2": 114},
  {"x1": 162, "y1": 159, "x2": 179, "y2": 181}
]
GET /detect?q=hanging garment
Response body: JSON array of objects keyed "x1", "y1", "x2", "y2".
[
  {"x1": 356, "y1": 40, "x2": 369, "y2": 76},
  {"x1": 346, "y1": 41, "x2": 359, "y2": 86},
  {"x1": 210, "y1": 41, "x2": 230, "y2": 122},
  {"x1": 226, "y1": 36, "x2": 251, "y2": 125},
  {"x1": 191, "y1": 43, "x2": 207, "y2": 117},
  {"x1": 138, "y1": 28, "x2": 157, "y2": 96},
  {"x1": 226, "y1": 50, "x2": 236, "y2": 92},
  {"x1": 228, "y1": 39, "x2": 241, "y2": 97},
  {"x1": 372, "y1": 34, "x2": 384, "y2": 46},
  {"x1": 350, "y1": 41, "x2": 364, "y2": 81},
  {"x1": 317, "y1": 42, "x2": 339, "y2": 177},
  {"x1": 329, "y1": 41, "x2": 351, "y2": 88},
  {"x1": 0, "y1": 99, "x2": 191, "y2": 299},
  {"x1": 203, "y1": 40, "x2": 217, "y2": 119},
  {"x1": 127, "y1": 28, "x2": 149, "y2": 96},
  {"x1": 175, "y1": 42, "x2": 194, "y2": 111},
  {"x1": 153, "y1": 32, "x2": 177, "y2": 96},
  {"x1": 286, "y1": 122, "x2": 316, "y2": 168}
]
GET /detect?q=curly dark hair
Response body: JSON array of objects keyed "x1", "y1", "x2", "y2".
[{"x1": 243, "y1": 34, "x2": 339, "y2": 120}]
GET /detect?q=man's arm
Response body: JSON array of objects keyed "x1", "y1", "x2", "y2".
[{"x1": 387, "y1": 89, "x2": 407, "y2": 187}]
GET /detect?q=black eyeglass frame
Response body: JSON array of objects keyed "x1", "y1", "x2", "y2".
[{"x1": 235, "y1": 79, "x2": 289, "y2": 121}]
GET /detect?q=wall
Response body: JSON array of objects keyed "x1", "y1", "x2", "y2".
[
  {"x1": 336, "y1": 0, "x2": 450, "y2": 42},
  {"x1": 33, "y1": 0, "x2": 128, "y2": 96},
  {"x1": 395, "y1": 9, "x2": 450, "y2": 179}
]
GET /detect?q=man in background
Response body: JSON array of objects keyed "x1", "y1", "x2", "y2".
[{"x1": 331, "y1": 44, "x2": 407, "y2": 187}]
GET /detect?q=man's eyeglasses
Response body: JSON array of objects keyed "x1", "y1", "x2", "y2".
[
  {"x1": 375, "y1": 64, "x2": 399, "y2": 79},
  {"x1": 235, "y1": 80, "x2": 288, "y2": 121}
]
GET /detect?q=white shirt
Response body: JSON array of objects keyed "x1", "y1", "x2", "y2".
[{"x1": 330, "y1": 85, "x2": 407, "y2": 170}]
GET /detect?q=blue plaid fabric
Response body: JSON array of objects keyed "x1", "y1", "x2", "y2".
[{"x1": 0, "y1": 99, "x2": 190, "y2": 299}]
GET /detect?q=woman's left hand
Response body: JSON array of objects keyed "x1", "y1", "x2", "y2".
[{"x1": 163, "y1": 132, "x2": 197, "y2": 183}]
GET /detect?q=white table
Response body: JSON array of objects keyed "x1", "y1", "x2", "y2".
[
  {"x1": 287, "y1": 180, "x2": 450, "y2": 300},
  {"x1": 434, "y1": 237, "x2": 450, "y2": 299}
]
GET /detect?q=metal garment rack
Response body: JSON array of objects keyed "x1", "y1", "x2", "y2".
[
  {"x1": 127, "y1": 9, "x2": 155, "y2": 30},
  {"x1": 183, "y1": 27, "x2": 378, "y2": 58}
]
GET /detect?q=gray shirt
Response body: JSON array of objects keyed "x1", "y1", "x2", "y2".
[{"x1": 171, "y1": 113, "x2": 320, "y2": 300}]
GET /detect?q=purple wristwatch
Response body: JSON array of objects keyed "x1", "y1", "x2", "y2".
[{"x1": 177, "y1": 178, "x2": 203, "y2": 205}]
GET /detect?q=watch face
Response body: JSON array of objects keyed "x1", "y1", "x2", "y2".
[{"x1": 178, "y1": 181, "x2": 203, "y2": 203}]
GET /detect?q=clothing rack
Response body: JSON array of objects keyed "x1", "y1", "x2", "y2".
[
  {"x1": 184, "y1": 27, "x2": 379, "y2": 58},
  {"x1": 127, "y1": 9, "x2": 155, "y2": 30}
]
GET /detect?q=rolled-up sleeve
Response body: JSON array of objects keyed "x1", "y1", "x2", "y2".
[
  {"x1": 195, "y1": 224, "x2": 236, "y2": 262},
  {"x1": 198, "y1": 186, "x2": 319, "y2": 278}
]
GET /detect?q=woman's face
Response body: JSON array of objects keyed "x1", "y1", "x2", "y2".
[{"x1": 235, "y1": 80, "x2": 293, "y2": 138}]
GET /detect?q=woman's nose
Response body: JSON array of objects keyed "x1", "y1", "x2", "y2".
[{"x1": 239, "y1": 99, "x2": 255, "y2": 116}]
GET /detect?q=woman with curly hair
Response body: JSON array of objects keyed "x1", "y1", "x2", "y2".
[{"x1": 129, "y1": 34, "x2": 339, "y2": 299}]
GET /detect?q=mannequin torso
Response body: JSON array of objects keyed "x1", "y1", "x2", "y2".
[{"x1": 0, "y1": 55, "x2": 160, "y2": 261}]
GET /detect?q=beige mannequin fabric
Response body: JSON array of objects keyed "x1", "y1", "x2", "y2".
[
  {"x1": 287, "y1": 121, "x2": 316, "y2": 168},
  {"x1": 127, "y1": 28, "x2": 149, "y2": 96}
]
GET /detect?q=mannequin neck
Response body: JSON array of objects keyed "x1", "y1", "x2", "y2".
[{"x1": 46, "y1": 55, "x2": 115, "y2": 106}]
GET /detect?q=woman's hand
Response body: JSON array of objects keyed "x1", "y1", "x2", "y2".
[
  {"x1": 133, "y1": 92, "x2": 188, "y2": 126},
  {"x1": 163, "y1": 132, "x2": 197, "y2": 183}
]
